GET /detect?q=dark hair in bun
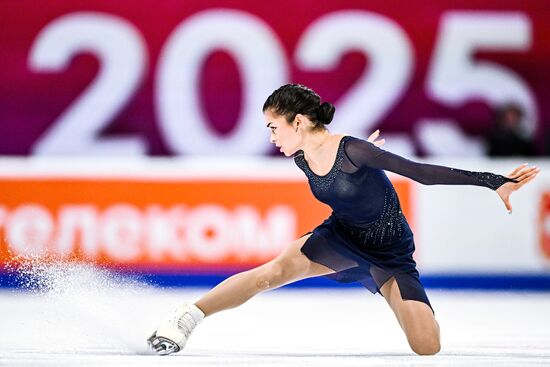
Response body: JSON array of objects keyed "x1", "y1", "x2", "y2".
[
  {"x1": 317, "y1": 102, "x2": 335, "y2": 125},
  {"x1": 263, "y1": 84, "x2": 335, "y2": 130}
]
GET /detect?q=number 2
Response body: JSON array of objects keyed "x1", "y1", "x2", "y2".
[{"x1": 29, "y1": 12, "x2": 147, "y2": 155}]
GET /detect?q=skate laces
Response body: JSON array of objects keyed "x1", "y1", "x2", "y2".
[{"x1": 168, "y1": 307, "x2": 197, "y2": 338}]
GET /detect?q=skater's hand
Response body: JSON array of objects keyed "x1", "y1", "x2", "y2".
[
  {"x1": 496, "y1": 163, "x2": 540, "y2": 214},
  {"x1": 367, "y1": 129, "x2": 385, "y2": 147}
]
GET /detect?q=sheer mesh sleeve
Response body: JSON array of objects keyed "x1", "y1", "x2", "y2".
[{"x1": 344, "y1": 137, "x2": 515, "y2": 190}]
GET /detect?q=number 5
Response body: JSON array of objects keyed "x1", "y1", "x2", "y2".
[{"x1": 426, "y1": 12, "x2": 537, "y2": 135}]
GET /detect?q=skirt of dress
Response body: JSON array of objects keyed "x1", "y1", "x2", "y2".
[{"x1": 300, "y1": 214, "x2": 433, "y2": 313}]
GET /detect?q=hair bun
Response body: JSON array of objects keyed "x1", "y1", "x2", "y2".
[{"x1": 317, "y1": 102, "x2": 335, "y2": 125}]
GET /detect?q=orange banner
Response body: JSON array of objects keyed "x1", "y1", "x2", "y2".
[{"x1": 0, "y1": 177, "x2": 413, "y2": 269}]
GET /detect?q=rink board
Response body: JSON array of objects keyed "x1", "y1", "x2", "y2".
[{"x1": 0, "y1": 157, "x2": 549, "y2": 290}]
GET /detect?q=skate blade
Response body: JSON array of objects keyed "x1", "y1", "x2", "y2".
[{"x1": 147, "y1": 332, "x2": 181, "y2": 355}]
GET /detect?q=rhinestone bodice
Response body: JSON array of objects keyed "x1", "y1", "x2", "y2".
[
  {"x1": 294, "y1": 136, "x2": 409, "y2": 246},
  {"x1": 294, "y1": 136, "x2": 347, "y2": 194}
]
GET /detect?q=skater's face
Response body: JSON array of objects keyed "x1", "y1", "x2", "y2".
[{"x1": 264, "y1": 109, "x2": 303, "y2": 157}]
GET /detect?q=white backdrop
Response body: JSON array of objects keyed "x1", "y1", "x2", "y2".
[{"x1": 414, "y1": 158, "x2": 549, "y2": 274}]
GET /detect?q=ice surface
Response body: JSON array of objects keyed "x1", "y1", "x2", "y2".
[{"x1": 0, "y1": 263, "x2": 549, "y2": 366}]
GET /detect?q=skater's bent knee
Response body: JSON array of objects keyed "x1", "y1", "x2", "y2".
[
  {"x1": 412, "y1": 343, "x2": 440, "y2": 356},
  {"x1": 410, "y1": 336, "x2": 440, "y2": 355}
]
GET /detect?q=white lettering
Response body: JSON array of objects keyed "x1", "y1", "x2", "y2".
[
  {"x1": 5, "y1": 205, "x2": 54, "y2": 257},
  {"x1": 29, "y1": 12, "x2": 147, "y2": 155},
  {"x1": 156, "y1": 9, "x2": 286, "y2": 155},
  {"x1": 186, "y1": 204, "x2": 230, "y2": 262},
  {"x1": 0, "y1": 203, "x2": 299, "y2": 264},
  {"x1": 232, "y1": 205, "x2": 295, "y2": 260},
  {"x1": 55, "y1": 205, "x2": 99, "y2": 257},
  {"x1": 100, "y1": 204, "x2": 143, "y2": 262},
  {"x1": 144, "y1": 205, "x2": 187, "y2": 261}
]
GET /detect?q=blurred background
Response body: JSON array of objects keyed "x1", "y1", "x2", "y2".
[{"x1": 1, "y1": 0, "x2": 549, "y2": 291}]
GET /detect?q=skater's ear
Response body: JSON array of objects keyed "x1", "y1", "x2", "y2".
[{"x1": 294, "y1": 114, "x2": 305, "y2": 132}]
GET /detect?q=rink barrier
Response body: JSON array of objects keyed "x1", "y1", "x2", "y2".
[
  {"x1": 0, "y1": 158, "x2": 549, "y2": 282},
  {"x1": 1, "y1": 271, "x2": 549, "y2": 291},
  {"x1": 137, "y1": 273, "x2": 550, "y2": 290}
]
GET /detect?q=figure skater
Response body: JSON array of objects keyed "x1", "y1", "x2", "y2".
[{"x1": 148, "y1": 84, "x2": 539, "y2": 355}]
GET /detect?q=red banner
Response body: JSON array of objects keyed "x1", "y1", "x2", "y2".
[{"x1": 0, "y1": 1, "x2": 548, "y2": 156}]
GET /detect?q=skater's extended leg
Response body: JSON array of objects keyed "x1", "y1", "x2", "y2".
[
  {"x1": 195, "y1": 233, "x2": 335, "y2": 316},
  {"x1": 148, "y1": 234, "x2": 334, "y2": 354}
]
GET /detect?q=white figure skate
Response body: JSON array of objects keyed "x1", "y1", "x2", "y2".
[{"x1": 147, "y1": 303, "x2": 205, "y2": 355}]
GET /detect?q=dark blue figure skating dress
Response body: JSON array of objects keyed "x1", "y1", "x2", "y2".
[{"x1": 294, "y1": 136, "x2": 513, "y2": 312}]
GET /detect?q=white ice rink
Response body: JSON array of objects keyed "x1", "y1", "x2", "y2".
[{"x1": 0, "y1": 266, "x2": 549, "y2": 366}]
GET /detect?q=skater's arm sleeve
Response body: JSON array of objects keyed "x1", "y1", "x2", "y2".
[{"x1": 344, "y1": 137, "x2": 515, "y2": 190}]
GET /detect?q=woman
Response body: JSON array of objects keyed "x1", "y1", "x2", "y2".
[{"x1": 148, "y1": 84, "x2": 539, "y2": 355}]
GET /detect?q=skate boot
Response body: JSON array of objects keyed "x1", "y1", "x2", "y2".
[{"x1": 147, "y1": 303, "x2": 205, "y2": 355}]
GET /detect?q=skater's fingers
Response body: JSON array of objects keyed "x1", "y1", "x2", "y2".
[
  {"x1": 508, "y1": 163, "x2": 528, "y2": 178},
  {"x1": 517, "y1": 172, "x2": 538, "y2": 189},
  {"x1": 514, "y1": 169, "x2": 534, "y2": 182},
  {"x1": 504, "y1": 199, "x2": 512, "y2": 214},
  {"x1": 510, "y1": 167, "x2": 530, "y2": 180},
  {"x1": 515, "y1": 167, "x2": 539, "y2": 183},
  {"x1": 367, "y1": 129, "x2": 379, "y2": 142},
  {"x1": 509, "y1": 164, "x2": 539, "y2": 180}
]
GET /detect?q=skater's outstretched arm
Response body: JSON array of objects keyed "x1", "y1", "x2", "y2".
[
  {"x1": 344, "y1": 137, "x2": 538, "y2": 188},
  {"x1": 344, "y1": 137, "x2": 539, "y2": 212}
]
